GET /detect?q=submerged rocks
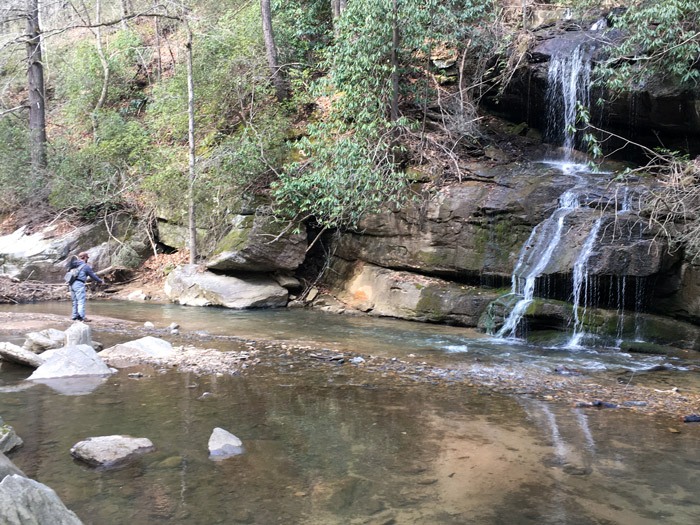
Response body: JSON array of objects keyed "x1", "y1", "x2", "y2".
[
  {"x1": 70, "y1": 435, "x2": 155, "y2": 468},
  {"x1": 0, "y1": 451, "x2": 26, "y2": 479},
  {"x1": 164, "y1": 264, "x2": 288, "y2": 309}
]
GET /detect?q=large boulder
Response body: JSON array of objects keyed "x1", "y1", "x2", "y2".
[
  {"x1": 206, "y1": 213, "x2": 307, "y2": 272},
  {"x1": 156, "y1": 220, "x2": 212, "y2": 254},
  {"x1": 0, "y1": 452, "x2": 26, "y2": 479},
  {"x1": 0, "y1": 475, "x2": 82, "y2": 525},
  {"x1": 327, "y1": 258, "x2": 499, "y2": 326},
  {"x1": 0, "y1": 215, "x2": 146, "y2": 282},
  {"x1": 70, "y1": 435, "x2": 155, "y2": 468},
  {"x1": 164, "y1": 264, "x2": 288, "y2": 309},
  {"x1": 28, "y1": 344, "x2": 114, "y2": 380},
  {"x1": 23, "y1": 329, "x2": 65, "y2": 354}
]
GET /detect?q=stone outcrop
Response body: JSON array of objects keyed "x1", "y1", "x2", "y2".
[
  {"x1": 488, "y1": 18, "x2": 700, "y2": 155},
  {"x1": 206, "y1": 213, "x2": 307, "y2": 272},
  {"x1": 0, "y1": 214, "x2": 148, "y2": 283},
  {"x1": 70, "y1": 435, "x2": 155, "y2": 468},
  {"x1": 165, "y1": 264, "x2": 288, "y2": 309},
  {"x1": 327, "y1": 258, "x2": 499, "y2": 326},
  {"x1": 0, "y1": 475, "x2": 83, "y2": 525}
]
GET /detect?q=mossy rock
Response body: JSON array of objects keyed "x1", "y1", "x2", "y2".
[{"x1": 619, "y1": 341, "x2": 676, "y2": 355}]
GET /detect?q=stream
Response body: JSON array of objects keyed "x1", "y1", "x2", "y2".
[{"x1": 1, "y1": 301, "x2": 700, "y2": 524}]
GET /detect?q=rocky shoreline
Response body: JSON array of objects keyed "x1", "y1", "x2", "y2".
[{"x1": 1, "y1": 311, "x2": 699, "y2": 425}]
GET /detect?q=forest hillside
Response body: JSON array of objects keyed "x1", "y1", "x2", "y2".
[{"x1": 1, "y1": 0, "x2": 699, "y2": 266}]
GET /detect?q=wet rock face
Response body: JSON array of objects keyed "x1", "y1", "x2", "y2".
[
  {"x1": 334, "y1": 164, "x2": 575, "y2": 281},
  {"x1": 487, "y1": 21, "x2": 700, "y2": 155},
  {"x1": 333, "y1": 165, "x2": 670, "y2": 283}
]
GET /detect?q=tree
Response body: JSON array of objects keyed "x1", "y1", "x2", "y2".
[
  {"x1": 185, "y1": 21, "x2": 197, "y2": 263},
  {"x1": 260, "y1": 0, "x2": 286, "y2": 101},
  {"x1": 600, "y1": 0, "x2": 700, "y2": 88},
  {"x1": 25, "y1": 0, "x2": 46, "y2": 174}
]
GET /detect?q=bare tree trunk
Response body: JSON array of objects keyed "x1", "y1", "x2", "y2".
[
  {"x1": 92, "y1": 0, "x2": 110, "y2": 137},
  {"x1": 390, "y1": 0, "x2": 399, "y2": 123},
  {"x1": 121, "y1": 0, "x2": 129, "y2": 29},
  {"x1": 26, "y1": 0, "x2": 47, "y2": 174},
  {"x1": 260, "y1": 0, "x2": 286, "y2": 102},
  {"x1": 154, "y1": 0, "x2": 162, "y2": 81},
  {"x1": 186, "y1": 24, "x2": 197, "y2": 264}
]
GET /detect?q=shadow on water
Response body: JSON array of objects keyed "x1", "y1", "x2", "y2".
[{"x1": 1, "y1": 301, "x2": 700, "y2": 524}]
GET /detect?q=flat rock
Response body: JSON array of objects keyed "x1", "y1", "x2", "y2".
[
  {"x1": 0, "y1": 342, "x2": 43, "y2": 368},
  {"x1": 164, "y1": 264, "x2": 288, "y2": 309},
  {"x1": 70, "y1": 435, "x2": 155, "y2": 468},
  {"x1": 99, "y1": 336, "x2": 175, "y2": 360}
]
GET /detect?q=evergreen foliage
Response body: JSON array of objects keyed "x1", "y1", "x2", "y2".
[
  {"x1": 608, "y1": 0, "x2": 700, "y2": 87},
  {"x1": 272, "y1": 0, "x2": 494, "y2": 229},
  {"x1": 0, "y1": 119, "x2": 32, "y2": 208}
]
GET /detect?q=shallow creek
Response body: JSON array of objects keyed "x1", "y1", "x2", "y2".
[{"x1": 1, "y1": 301, "x2": 700, "y2": 524}]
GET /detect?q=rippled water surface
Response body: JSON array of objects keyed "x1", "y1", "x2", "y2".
[{"x1": 1, "y1": 302, "x2": 700, "y2": 524}]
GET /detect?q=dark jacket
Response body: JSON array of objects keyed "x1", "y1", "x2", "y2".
[{"x1": 68, "y1": 259, "x2": 104, "y2": 285}]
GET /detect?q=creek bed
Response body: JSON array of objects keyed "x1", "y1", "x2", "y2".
[{"x1": 1, "y1": 302, "x2": 700, "y2": 524}]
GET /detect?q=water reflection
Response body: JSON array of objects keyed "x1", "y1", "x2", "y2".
[
  {"x1": 1, "y1": 360, "x2": 699, "y2": 524},
  {"x1": 2, "y1": 302, "x2": 700, "y2": 523}
]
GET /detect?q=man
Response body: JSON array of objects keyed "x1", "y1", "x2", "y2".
[{"x1": 67, "y1": 251, "x2": 104, "y2": 322}]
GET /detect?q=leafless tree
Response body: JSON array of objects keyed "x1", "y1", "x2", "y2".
[{"x1": 260, "y1": 0, "x2": 286, "y2": 102}]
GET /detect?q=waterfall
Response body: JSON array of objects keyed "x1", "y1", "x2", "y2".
[
  {"x1": 567, "y1": 217, "x2": 603, "y2": 348},
  {"x1": 545, "y1": 45, "x2": 592, "y2": 160},
  {"x1": 497, "y1": 191, "x2": 579, "y2": 338}
]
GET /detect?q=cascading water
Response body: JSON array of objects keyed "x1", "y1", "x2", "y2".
[
  {"x1": 567, "y1": 217, "x2": 603, "y2": 348},
  {"x1": 496, "y1": 44, "x2": 602, "y2": 342},
  {"x1": 545, "y1": 45, "x2": 592, "y2": 162},
  {"x1": 497, "y1": 191, "x2": 579, "y2": 338}
]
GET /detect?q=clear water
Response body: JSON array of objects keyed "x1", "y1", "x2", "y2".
[{"x1": 2, "y1": 302, "x2": 700, "y2": 524}]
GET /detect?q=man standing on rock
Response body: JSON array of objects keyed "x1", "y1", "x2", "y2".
[{"x1": 67, "y1": 252, "x2": 104, "y2": 322}]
